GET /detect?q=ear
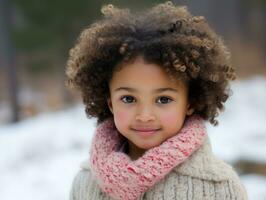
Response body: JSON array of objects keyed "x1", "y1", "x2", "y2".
[
  {"x1": 107, "y1": 98, "x2": 113, "y2": 114},
  {"x1": 186, "y1": 103, "x2": 194, "y2": 116}
]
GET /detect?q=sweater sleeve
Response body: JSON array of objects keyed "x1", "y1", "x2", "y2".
[{"x1": 69, "y1": 169, "x2": 92, "y2": 200}]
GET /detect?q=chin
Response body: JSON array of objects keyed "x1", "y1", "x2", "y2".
[{"x1": 135, "y1": 141, "x2": 162, "y2": 150}]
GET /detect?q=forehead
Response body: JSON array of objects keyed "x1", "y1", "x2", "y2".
[{"x1": 109, "y1": 56, "x2": 186, "y2": 91}]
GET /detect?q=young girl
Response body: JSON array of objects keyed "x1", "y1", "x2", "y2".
[{"x1": 66, "y1": 2, "x2": 247, "y2": 200}]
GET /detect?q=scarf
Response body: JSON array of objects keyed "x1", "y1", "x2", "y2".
[{"x1": 90, "y1": 115, "x2": 206, "y2": 200}]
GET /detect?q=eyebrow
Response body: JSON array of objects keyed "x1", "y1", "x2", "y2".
[{"x1": 114, "y1": 87, "x2": 178, "y2": 93}]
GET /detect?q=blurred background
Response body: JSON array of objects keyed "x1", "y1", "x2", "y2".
[{"x1": 0, "y1": 0, "x2": 265, "y2": 199}]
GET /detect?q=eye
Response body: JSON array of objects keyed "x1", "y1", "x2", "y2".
[
  {"x1": 121, "y1": 95, "x2": 136, "y2": 104},
  {"x1": 157, "y1": 96, "x2": 173, "y2": 104}
]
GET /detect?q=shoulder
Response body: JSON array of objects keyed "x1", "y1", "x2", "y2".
[
  {"x1": 143, "y1": 168, "x2": 247, "y2": 200},
  {"x1": 69, "y1": 169, "x2": 90, "y2": 200},
  {"x1": 70, "y1": 165, "x2": 102, "y2": 200},
  {"x1": 173, "y1": 136, "x2": 240, "y2": 181},
  {"x1": 72, "y1": 168, "x2": 92, "y2": 187},
  {"x1": 170, "y1": 136, "x2": 248, "y2": 199}
]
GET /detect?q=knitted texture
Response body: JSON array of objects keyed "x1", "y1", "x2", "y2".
[{"x1": 90, "y1": 115, "x2": 206, "y2": 200}]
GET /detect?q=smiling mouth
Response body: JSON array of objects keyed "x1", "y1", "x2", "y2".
[
  {"x1": 131, "y1": 128, "x2": 161, "y2": 136},
  {"x1": 133, "y1": 129, "x2": 160, "y2": 132}
]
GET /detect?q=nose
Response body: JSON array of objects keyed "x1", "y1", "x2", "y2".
[{"x1": 135, "y1": 105, "x2": 156, "y2": 122}]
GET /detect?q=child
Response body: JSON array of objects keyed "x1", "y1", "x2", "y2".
[{"x1": 66, "y1": 2, "x2": 248, "y2": 200}]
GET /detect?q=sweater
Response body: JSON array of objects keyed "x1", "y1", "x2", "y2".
[{"x1": 69, "y1": 135, "x2": 248, "y2": 200}]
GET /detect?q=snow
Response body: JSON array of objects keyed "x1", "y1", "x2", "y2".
[
  {"x1": 207, "y1": 76, "x2": 266, "y2": 163},
  {"x1": 1, "y1": 76, "x2": 266, "y2": 200},
  {"x1": 0, "y1": 107, "x2": 96, "y2": 200}
]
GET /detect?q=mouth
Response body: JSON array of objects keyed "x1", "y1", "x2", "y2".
[{"x1": 131, "y1": 128, "x2": 161, "y2": 136}]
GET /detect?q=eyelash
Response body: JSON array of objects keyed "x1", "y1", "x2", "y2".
[{"x1": 120, "y1": 95, "x2": 173, "y2": 104}]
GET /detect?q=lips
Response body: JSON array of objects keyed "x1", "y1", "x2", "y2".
[
  {"x1": 132, "y1": 128, "x2": 160, "y2": 137},
  {"x1": 133, "y1": 128, "x2": 160, "y2": 132}
]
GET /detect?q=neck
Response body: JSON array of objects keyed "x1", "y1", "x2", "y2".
[{"x1": 128, "y1": 140, "x2": 146, "y2": 160}]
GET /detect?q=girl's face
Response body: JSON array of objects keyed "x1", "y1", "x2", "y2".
[{"x1": 107, "y1": 56, "x2": 194, "y2": 158}]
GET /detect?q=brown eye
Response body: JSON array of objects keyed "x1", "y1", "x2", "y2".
[
  {"x1": 157, "y1": 96, "x2": 172, "y2": 104},
  {"x1": 121, "y1": 95, "x2": 135, "y2": 103}
]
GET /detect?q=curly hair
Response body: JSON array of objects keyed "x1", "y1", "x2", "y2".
[{"x1": 66, "y1": 1, "x2": 236, "y2": 126}]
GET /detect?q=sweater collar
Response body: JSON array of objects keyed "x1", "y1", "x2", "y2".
[{"x1": 174, "y1": 135, "x2": 234, "y2": 181}]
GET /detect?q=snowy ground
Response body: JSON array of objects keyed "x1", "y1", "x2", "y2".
[{"x1": 1, "y1": 76, "x2": 266, "y2": 200}]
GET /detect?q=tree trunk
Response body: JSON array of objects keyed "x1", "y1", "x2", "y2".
[{"x1": 0, "y1": 0, "x2": 19, "y2": 123}]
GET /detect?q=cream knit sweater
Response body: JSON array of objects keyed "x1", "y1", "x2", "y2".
[{"x1": 69, "y1": 136, "x2": 248, "y2": 200}]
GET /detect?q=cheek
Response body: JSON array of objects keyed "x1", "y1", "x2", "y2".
[
  {"x1": 114, "y1": 111, "x2": 131, "y2": 128},
  {"x1": 160, "y1": 113, "x2": 177, "y2": 125},
  {"x1": 116, "y1": 111, "x2": 128, "y2": 120},
  {"x1": 160, "y1": 110, "x2": 184, "y2": 129}
]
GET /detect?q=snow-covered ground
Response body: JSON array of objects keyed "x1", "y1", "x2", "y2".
[{"x1": 1, "y1": 76, "x2": 266, "y2": 200}]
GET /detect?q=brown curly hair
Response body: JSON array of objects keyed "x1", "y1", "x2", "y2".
[{"x1": 66, "y1": 1, "x2": 236, "y2": 126}]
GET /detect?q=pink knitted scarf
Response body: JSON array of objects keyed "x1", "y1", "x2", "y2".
[{"x1": 90, "y1": 115, "x2": 206, "y2": 200}]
